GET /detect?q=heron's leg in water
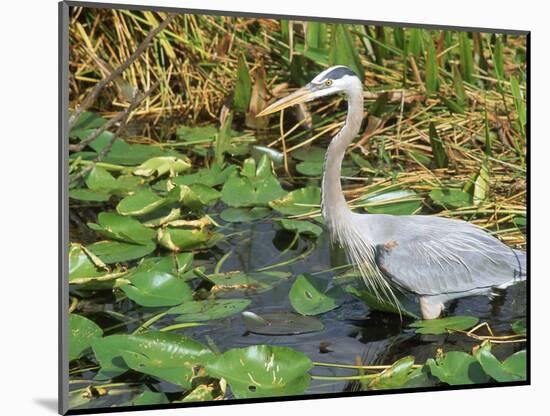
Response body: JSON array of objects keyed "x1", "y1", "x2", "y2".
[{"x1": 419, "y1": 296, "x2": 444, "y2": 320}]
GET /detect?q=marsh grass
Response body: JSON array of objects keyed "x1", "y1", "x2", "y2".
[{"x1": 69, "y1": 8, "x2": 526, "y2": 249}]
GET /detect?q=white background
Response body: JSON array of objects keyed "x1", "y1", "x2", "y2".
[{"x1": 1, "y1": 0, "x2": 547, "y2": 415}]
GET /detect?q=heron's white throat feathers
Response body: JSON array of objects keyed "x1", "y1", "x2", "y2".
[{"x1": 319, "y1": 73, "x2": 403, "y2": 311}]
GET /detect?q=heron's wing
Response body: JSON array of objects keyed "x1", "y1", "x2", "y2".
[{"x1": 374, "y1": 223, "x2": 525, "y2": 296}]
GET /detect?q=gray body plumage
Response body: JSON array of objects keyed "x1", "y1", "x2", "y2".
[
  {"x1": 259, "y1": 65, "x2": 527, "y2": 319},
  {"x1": 318, "y1": 66, "x2": 526, "y2": 319}
]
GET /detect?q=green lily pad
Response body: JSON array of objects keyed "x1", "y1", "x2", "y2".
[
  {"x1": 69, "y1": 314, "x2": 103, "y2": 361},
  {"x1": 166, "y1": 299, "x2": 251, "y2": 322},
  {"x1": 368, "y1": 356, "x2": 417, "y2": 390},
  {"x1": 220, "y1": 207, "x2": 271, "y2": 223},
  {"x1": 241, "y1": 311, "x2": 324, "y2": 335},
  {"x1": 117, "y1": 188, "x2": 166, "y2": 216},
  {"x1": 121, "y1": 269, "x2": 193, "y2": 307},
  {"x1": 429, "y1": 188, "x2": 473, "y2": 209},
  {"x1": 279, "y1": 219, "x2": 322, "y2": 237},
  {"x1": 410, "y1": 316, "x2": 479, "y2": 334},
  {"x1": 72, "y1": 129, "x2": 178, "y2": 165},
  {"x1": 345, "y1": 286, "x2": 418, "y2": 319},
  {"x1": 221, "y1": 156, "x2": 286, "y2": 207},
  {"x1": 289, "y1": 274, "x2": 345, "y2": 315},
  {"x1": 360, "y1": 190, "x2": 423, "y2": 215},
  {"x1": 206, "y1": 345, "x2": 312, "y2": 398},
  {"x1": 157, "y1": 227, "x2": 213, "y2": 251},
  {"x1": 427, "y1": 351, "x2": 489, "y2": 385},
  {"x1": 87, "y1": 212, "x2": 155, "y2": 245},
  {"x1": 69, "y1": 243, "x2": 108, "y2": 282},
  {"x1": 270, "y1": 186, "x2": 321, "y2": 216},
  {"x1": 209, "y1": 271, "x2": 291, "y2": 294},
  {"x1": 137, "y1": 253, "x2": 194, "y2": 277},
  {"x1": 69, "y1": 188, "x2": 111, "y2": 202},
  {"x1": 85, "y1": 166, "x2": 118, "y2": 191},
  {"x1": 176, "y1": 184, "x2": 220, "y2": 210},
  {"x1": 474, "y1": 344, "x2": 526, "y2": 382},
  {"x1": 87, "y1": 240, "x2": 156, "y2": 264},
  {"x1": 133, "y1": 156, "x2": 191, "y2": 178},
  {"x1": 172, "y1": 163, "x2": 237, "y2": 187},
  {"x1": 120, "y1": 391, "x2": 169, "y2": 407},
  {"x1": 72, "y1": 167, "x2": 144, "y2": 201},
  {"x1": 91, "y1": 332, "x2": 215, "y2": 386}
]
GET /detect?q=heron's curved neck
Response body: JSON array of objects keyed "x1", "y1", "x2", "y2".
[{"x1": 321, "y1": 87, "x2": 363, "y2": 236}]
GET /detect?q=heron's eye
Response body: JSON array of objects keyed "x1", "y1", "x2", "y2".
[{"x1": 324, "y1": 79, "x2": 333, "y2": 87}]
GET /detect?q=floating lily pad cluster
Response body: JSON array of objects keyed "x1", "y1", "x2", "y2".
[{"x1": 68, "y1": 103, "x2": 526, "y2": 409}]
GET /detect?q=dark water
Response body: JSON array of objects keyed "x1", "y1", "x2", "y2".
[{"x1": 71, "y1": 211, "x2": 527, "y2": 407}]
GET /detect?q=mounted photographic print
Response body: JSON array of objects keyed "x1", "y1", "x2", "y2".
[{"x1": 59, "y1": 1, "x2": 529, "y2": 414}]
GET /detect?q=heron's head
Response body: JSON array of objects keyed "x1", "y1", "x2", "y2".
[{"x1": 257, "y1": 65, "x2": 361, "y2": 117}]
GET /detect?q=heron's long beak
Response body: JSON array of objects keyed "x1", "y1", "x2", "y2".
[{"x1": 257, "y1": 85, "x2": 317, "y2": 117}]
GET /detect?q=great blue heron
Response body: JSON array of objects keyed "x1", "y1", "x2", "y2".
[{"x1": 258, "y1": 65, "x2": 526, "y2": 319}]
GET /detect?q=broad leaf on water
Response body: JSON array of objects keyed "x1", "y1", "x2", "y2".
[
  {"x1": 69, "y1": 243, "x2": 107, "y2": 281},
  {"x1": 220, "y1": 207, "x2": 271, "y2": 223},
  {"x1": 71, "y1": 166, "x2": 144, "y2": 201},
  {"x1": 172, "y1": 163, "x2": 237, "y2": 187},
  {"x1": 121, "y1": 270, "x2": 193, "y2": 307},
  {"x1": 157, "y1": 227, "x2": 214, "y2": 251},
  {"x1": 410, "y1": 316, "x2": 479, "y2": 335},
  {"x1": 91, "y1": 332, "x2": 215, "y2": 387},
  {"x1": 69, "y1": 243, "x2": 128, "y2": 284},
  {"x1": 133, "y1": 156, "x2": 191, "y2": 178},
  {"x1": 136, "y1": 253, "x2": 194, "y2": 278},
  {"x1": 279, "y1": 219, "x2": 322, "y2": 237},
  {"x1": 368, "y1": 356, "x2": 417, "y2": 390},
  {"x1": 117, "y1": 188, "x2": 166, "y2": 216},
  {"x1": 221, "y1": 156, "x2": 286, "y2": 207},
  {"x1": 176, "y1": 184, "x2": 220, "y2": 210},
  {"x1": 209, "y1": 271, "x2": 291, "y2": 294},
  {"x1": 120, "y1": 391, "x2": 169, "y2": 407},
  {"x1": 360, "y1": 189, "x2": 423, "y2": 215},
  {"x1": 289, "y1": 274, "x2": 345, "y2": 315},
  {"x1": 69, "y1": 314, "x2": 103, "y2": 361},
  {"x1": 270, "y1": 186, "x2": 321, "y2": 216},
  {"x1": 206, "y1": 345, "x2": 312, "y2": 398},
  {"x1": 73, "y1": 129, "x2": 178, "y2": 165},
  {"x1": 166, "y1": 299, "x2": 251, "y2": 322},
  {"x1": 241, "y1": 311, "x2": 324, "y2": 335},
  {"x1": 69, "y1": 188, "x2": 111, "y2": 202},
  {"x1": 427, "y1": 351, "x2": 488, "y2": 385},
  {"x1": 345, "y1": 286, "x2": 418, "y2": 319},
  {"x1": 87, "y1": 212, "x2": 155, "y2": 245},
  {"x1": 474, "y1": 343, "x2": 526, "y2": 382},
  {"x1": 429, "y1": 188, "x2": 473, "y2": 209},
  {"x1": 88, "y1": 240, "x2": 156, "y2": 264}
]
